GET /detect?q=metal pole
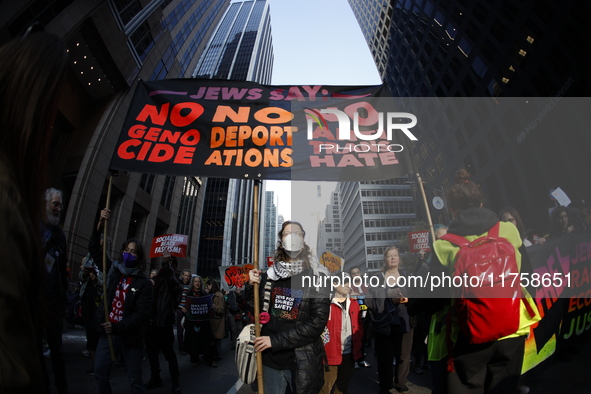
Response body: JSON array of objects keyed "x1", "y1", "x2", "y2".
[
  {"x1": 416, "y1": 173, "x2": 436, "y2": 243},
  {"x1": 252, "y1": 180, "x2": 264, "y2": 393}
]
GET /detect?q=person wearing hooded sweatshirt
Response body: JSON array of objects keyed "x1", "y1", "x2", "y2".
[
  {"x1": 431, "y1": 169, "x2": 540, "y2": 394},
  {"x1": 93, "y1": 208, "x2": 152, "y2": 394},
  {"x1": 247, "y1": 221, "x2": 330, "y2": 394}
]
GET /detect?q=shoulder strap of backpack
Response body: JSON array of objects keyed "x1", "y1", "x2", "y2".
[
  {"x1": 439, "y1": 232, "x2": 470, "y2": 247},
  {"x1": 488, "y1": 222, "x2": 501, "y2": 237}
]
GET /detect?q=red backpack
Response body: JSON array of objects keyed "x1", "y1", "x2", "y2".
[{"x1": 440, "y1": 222, "x2": 533, "y2": 344}]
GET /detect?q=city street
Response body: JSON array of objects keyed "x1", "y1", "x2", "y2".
[
  {"x1": 53, "y1": 323, "x2": 432, "y2": 394},
  {"x1": 49, "y1": 322, "x2": 591, "y2": 393}
]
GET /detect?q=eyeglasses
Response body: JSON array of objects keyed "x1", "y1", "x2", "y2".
[
  {"x1": 284, "y1": 231, "x2": 304, "y2": 237},
  {"x1": 51, "y1": 201, "x2": 63, "y2": 209}
]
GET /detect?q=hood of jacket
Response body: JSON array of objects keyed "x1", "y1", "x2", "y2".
[{"x1": 447, "y1": 207, "x2": 498, "y2": 236}]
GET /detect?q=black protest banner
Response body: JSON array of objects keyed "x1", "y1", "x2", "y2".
[
  {"x1": 522, "y1": 232, "x2": 591, "y2": 371},
  {"x1": 109, "y1": 79, "x2": 416, "y2": 181}
]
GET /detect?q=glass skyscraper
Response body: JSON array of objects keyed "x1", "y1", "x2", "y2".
[
  {"x1": 193, "y1": 0, "x2": 273, "y2": 84},
  {"x1": 1, "y1": 0, "x2": 229, "y2": 277},
  {"x1": 194, "y1": 0, "x2": 274, "y2": 278}
]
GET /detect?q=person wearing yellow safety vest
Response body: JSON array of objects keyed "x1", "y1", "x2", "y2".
[{"x1": 430, "y1": 169, "x2": 540, "y2": 394}]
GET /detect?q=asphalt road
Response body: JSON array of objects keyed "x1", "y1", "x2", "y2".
[{"x1": 47, "y1": 324, "x2": 591, "y2": 393}]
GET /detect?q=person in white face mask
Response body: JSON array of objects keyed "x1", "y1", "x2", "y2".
[{"x1": 246, "y1": 221, "x2": 330, "y2": 394}]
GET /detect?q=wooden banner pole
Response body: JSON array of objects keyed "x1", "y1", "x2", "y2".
[
  {"x1": 416, "y1": 172, "x2": 436, "y2": 243},
  {"x1": 252, "y1": 180, "x2": 264, "y2": 394},
  {"x1": 102, "y1": 175, "x2": 116, "y2": 361}
]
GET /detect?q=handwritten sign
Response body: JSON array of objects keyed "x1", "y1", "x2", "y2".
[
  {"x1": 150, "y1": 233, "x2": 188, "y2": 258},
  {"x1": 319, "y1": 250, "x2": 344, "y2": 273},
  {"x1": 219, "y1": 263, "x2": 254, "y2": 290}
]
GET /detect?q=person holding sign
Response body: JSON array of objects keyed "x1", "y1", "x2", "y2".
[
  {"x1": 94, "y1": 220, "x2": 152, "y2": 394},
  {"x1": 247, "y1": 221, "x2": 330, "y2": 394},
  {"x1": 183, "y1": 275, "x2": 213, "y2": 367}
]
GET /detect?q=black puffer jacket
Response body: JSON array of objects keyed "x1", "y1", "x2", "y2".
[
  {"x1": 96, "y1": 261, "x2": 152, "y2": 348},
  {"x1": 246, "y1": 268, "x2": 330, "y2": 393}
]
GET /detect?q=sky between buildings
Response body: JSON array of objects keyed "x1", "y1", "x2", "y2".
[{"x1": 265, "y1": 0, "x2": 382, "y2": 248}]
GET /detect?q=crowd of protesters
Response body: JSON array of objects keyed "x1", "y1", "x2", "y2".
[{"x1": 2, "y1": 31, "x2": 590, "y2": 394}]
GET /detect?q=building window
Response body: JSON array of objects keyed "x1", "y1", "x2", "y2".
[
  {"x1": 130, "y1": 21, "x2": 154, "y2": 61},
  {"x1": 139, "y1": 173, "x2": 155, "y2": 194},
  {"x1": 113, "y1": 0, "x2": 142, "y2": 26},
  {"x1": 177, "y1": 177, "x2": 200, "y2": 242},
  {"x1": 160, "y1": 175, "x2": 175, "y2": 210}
]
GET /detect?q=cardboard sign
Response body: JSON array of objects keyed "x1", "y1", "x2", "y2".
[
  {"x1": 219, "y1": 264, "x2": 254, "y2": 290},
  {"x1": 408, "y1": 230, "x2": 431, "y2": 253},
  {"x1": 150, "y1": 234, "x2": 188, "y2": 258},
  {"x1": 319, "y1": 250, "x2": 344, "y2": 273},
  {"x1": 184, "y1": 295, "x2": 214, "y2": 321}
]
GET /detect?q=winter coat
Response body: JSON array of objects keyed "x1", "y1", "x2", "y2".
[
  {"x1": 246, "y1": 267, "x2": 330, "y2": 394},
  {"x1": 210, "y1": 290, "x2": 226, "y2": 339},
  {"x1": 324, "y1": 298, "x2": 364, "y2": 365},
  {"x1": 150, "y1": 267, "x2": 183, "y2": 326},
  {"x1": 0, "y1": 159, "x2": 44, "y2": 392},
  {"x1": 96, "y1": 261, "x2": 152, "y2": 348}
]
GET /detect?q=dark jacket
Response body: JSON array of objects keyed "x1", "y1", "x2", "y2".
[
  {"x1": 246, "y1": 268, "x2": 330, "y2": 394},
  {"x1": 151, "y1": 266, "x2": 182, "y2": 326},
  {"x1": 96, "y1": 261, "x2": 152, "y2": 348},
  {"x1": 41, "y1": 222, "x2": 68, "y2": 314}
]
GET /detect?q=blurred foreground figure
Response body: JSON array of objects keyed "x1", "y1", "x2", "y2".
[{"x1": 0, "y1": 30, "x2": 68, "y2": 393}]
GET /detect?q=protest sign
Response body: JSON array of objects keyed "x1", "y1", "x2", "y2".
[
  {"x1": 109, "y1": 79, "x2": 416, "y2": 181},
  {"x1": 522, "y1": 232, "x2": 591, "y2": 372},
  {"x1": 184, "y1": 294, "x2": 214, "y2": 321},
  {"x1": 319, "y1": 250, "x2": 344, "y2": 273},
  {"x1": 219, "y1": 263, "x2": 254, "y2": 290},
  {"x1": 408, "y1": 230, "x2": 430, "y2": 253},
  {"x1": 149, "y1": 234, "x2": 188, "y2": 258}
]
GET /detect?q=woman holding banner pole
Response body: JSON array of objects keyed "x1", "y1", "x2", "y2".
[
  {"x1": 94, "y1": 212, "x2": 152, "y2": 394},
  {"x1": 247, "y1": 221, "x2": 330, "y2": 394}
]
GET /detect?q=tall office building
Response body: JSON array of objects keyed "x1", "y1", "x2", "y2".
[
  {"x1": 194, "y1": 0, "x2": 274, "y2": 277},
  {"x1": 338, "y1": 178, "x2": 416, "y2": 272},
  {"x1": 1, "y1": 1, "x2": 229, "y2": 277},
  {"x1": 193, "y1": 0, "x2": 273, "y2": 84},
  {"x1": 317, "y1": 191, "x2": 344, "y2": 258},
  {"x1": 263, "y1": 191, "x2": 278, "y2": 262},
  {"x1": 348, "y1": 0, "x2": 591, "y2": 233}
]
